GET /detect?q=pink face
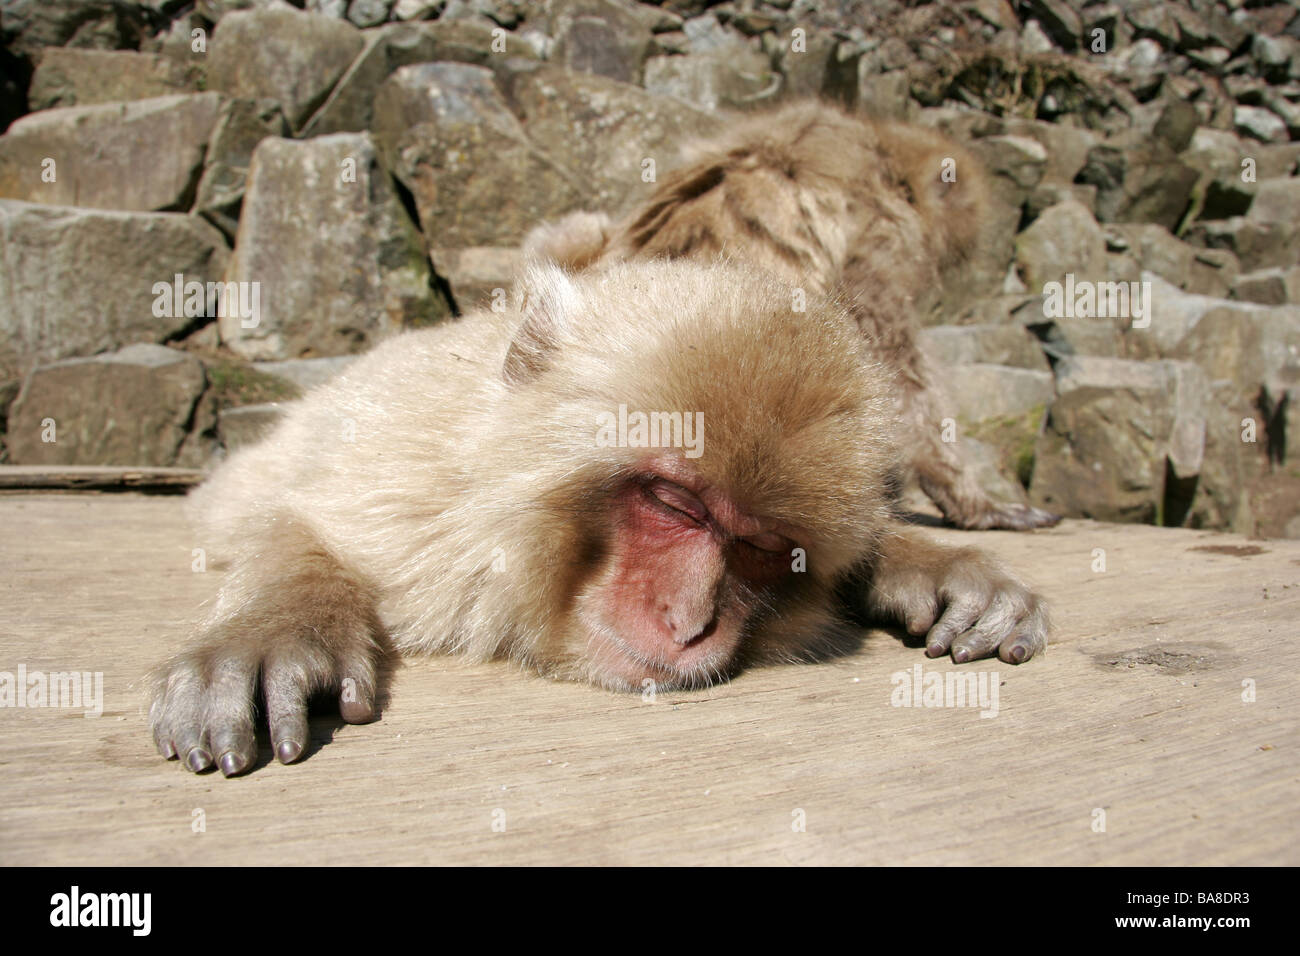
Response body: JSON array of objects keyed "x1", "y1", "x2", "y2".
[{"x1": 580, "y1": 460, "x2": 801, "y2": 689}]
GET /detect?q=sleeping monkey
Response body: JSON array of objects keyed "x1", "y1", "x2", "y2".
[{"x1": 149, "y1": 260, "x2": 1047, "y2": 776}]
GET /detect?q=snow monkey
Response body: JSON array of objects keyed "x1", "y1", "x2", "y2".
[
  {"x1": 524, "y1": 102, "x2": 1058, "y2": 531},
  {"x1": 149, "y1": 261, "x2": 1048, "y2": 776}
]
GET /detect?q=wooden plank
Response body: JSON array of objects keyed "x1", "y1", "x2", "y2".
[
  {"x1": 0, "y1": 465, "x2": 204, "y2": 493},
  {"x1": 0, "y1": 493, "x2": 1296, "y2": 865}
]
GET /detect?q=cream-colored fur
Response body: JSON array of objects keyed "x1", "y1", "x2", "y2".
[
  {"x1": 151, "y1": 259, "x2": 1047, "y2": 776},
  {"x1": 525, "y1": 101, "x2": 1056, "y2": 530}
]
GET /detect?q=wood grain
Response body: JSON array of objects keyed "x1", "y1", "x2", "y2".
[{"x1": 0, "y1": 493, "x2": 1296, "y2": 865}]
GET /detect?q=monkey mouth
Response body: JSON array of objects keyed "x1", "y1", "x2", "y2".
[{"x1": 587, "y1": 626, "x2": 737, "y2": 691}]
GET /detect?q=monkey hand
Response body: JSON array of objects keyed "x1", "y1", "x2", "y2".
[
  {"x1": 951, "y1": 501, "x2": 1061, "y2": 532},
  {"x1": 864, "y1": 528, "x2": 1047, "y2": 665},
  {"x1": 149, "y1": 611, "x2": 382, "y2": 777}
]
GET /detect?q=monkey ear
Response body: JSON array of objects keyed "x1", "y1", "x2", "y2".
[{"x1": 502, "y1": 265, "x2": 582, "y2": 387}]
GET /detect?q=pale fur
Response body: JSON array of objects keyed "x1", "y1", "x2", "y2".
[
  {"x1": 151, "y1": 260, "x2": 1048, "y2": 775},
  {"x1": 165, "y1": 262, "x2": 897, "y2": 698},
  {"x1": 525, "y1": 101, "x2": 1057, "y2": 530}
]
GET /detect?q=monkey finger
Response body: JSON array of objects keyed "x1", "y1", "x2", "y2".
[
  {"x1": 336, "y1": 653, "x2": 378, "y2": 724},
  {"x1": 949, "y1": 591, "x2": 1023, "y2": 663},
  {"x1": 174, "y1": 724, "x2": 212, "y2": 774},
  {"x1": 153, "y1": 727, "x2": 177, "y2": 760},
  {"x1": 924, "y1": 596, "x2": 986, "y2": 658},
  {"x1": 981, "y1": 503, "x2": 1061, "y2": 531},
  {"x1": 206, "y1": 659, "x2": 258, "y2": 777},
  {"x1": 264, "y1": 662, "x2": 310, "y2": 765},
  {"x1": 158, "y1": 666, "x2": 211, "y2": 772},
  {"x1": 149, "y1": 697, "x2": 177, "y2": 759},
  {"x1": 903, "y1": 589, "x2": 940, "y2": 638},
  {"x1": 996, "y1": 603, "x2": 1048, "y2": 665}
]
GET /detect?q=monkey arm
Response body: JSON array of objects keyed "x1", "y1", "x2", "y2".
[
  {"x1": 149, "y1": 516, "x2": 386, "y2": 776},
  {"x1": 849, "y1": 524, "x2": 1049, "y2": 665}
]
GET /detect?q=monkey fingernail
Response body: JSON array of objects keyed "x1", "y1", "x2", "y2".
[
  {"x1": 952, "y1": 648, "x2": 972, "y2": 664},
  {"x1": 1009, "y1": 644, "x2": 1028, "y2": 663},
  {"x1": 339, "y1": 698, "x2": 376, "y2": 724},
  {"x1": 926, "y1": 643, "x2": 944, "y2": 657},
  {"x1": 184, "y1": 748, "x2": 212, "y2": 773},
  {"x1": 158, "y1": 739, "x2": 176, "y2": 760},
  {"x1": 218, "y1": 752, "x2": 248, "y2": 777},
  {"x1": 276, "y1": 740, "x2": 304, "y2": 764}
]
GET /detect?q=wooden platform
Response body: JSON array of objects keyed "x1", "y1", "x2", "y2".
[{"x1": 1, "y1": 492, "x2": 1296, "y2": 865}]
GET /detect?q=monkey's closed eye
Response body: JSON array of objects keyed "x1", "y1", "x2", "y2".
[
  {"x1": 739, "y1": 532, "x2": 793, "y2": 554},
  {"x1": 645, "y1": 480, "x2": 709, "y2": 524}
]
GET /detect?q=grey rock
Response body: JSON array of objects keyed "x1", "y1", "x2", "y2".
[
  {"x1": 430, "y1": 246, "x2": 522, "y2": 314},
  {"x1": 392, "y1": 0, "x2": 443, "y2": 18},
  {"x1": 1024, "y1": 0, "x2": 1081, "y2": 51},
  {"x1": 308, "y1": 0, "x2": 351, "y2": 17},
  {"x1": 195, "y1": 98, "x2": 291, "y2": 239},
  {"x1": 1191, "y1": 380, "x2": 1267, "y2": 534},
  {"x1": 1252, "y1": 34, "x2": 1297, "y2": 81},
  {"x1": 0, "y1": 201, "x2": 230, "y2": 379},
  {"x1": 6, "y1": 344, "x2": 213, "y2": 467},
  {"x1": 1020, "y1": 19, "x2": 1055, "y2": 56},
  {"x1": 1257, "y1": 143, "x2": 1300, "y2": 179},
  {"x1": 372, "y1": 63, "x2": 586, "y2": 245},
  {"x1": 1026, "y1": 182, "x2": 1098, "y2": 221},
  {"x1": 974, "y1": 135, "x2": 1048, "y2": 191},
  {"x1": 1052, "y1": 356, "x2": 1208, "y2": 477},
  {"x1": 680, "y1": 12, "x2": 749, "y2": 54},
  {"x1": 1131, "y1": 271, "x2": 1225, "y2": 356},
  {"x1": 251, "y1": 357, "x2": 358, "y2": 392},
  {"x1": 300, "y1": 20, "x2": 540, "y2": 137},
  {"x1": 198, "y1": 0, "x2": 289, "y2": 20},
  {"x1": 943, "y1": 363, "x2": 1055, "y2": 424},
  {"x1": 1015, "y1": 200, "x2": 1108, "y2": 291},
  {"x1": 28, "y1": 49, "x2": 200, "y2": 110},
  {"x1": 0, "y1": 0, "x2": 151, "y2": 65},
  {"x1": 1001, "y1": 118, "x2": 1100, "y2": 186},
  {"x1": 1108, "y1": 223, "x2": 1239, "y2": 298},
  {"x1": 918, "y1": 325, "x2": 1049, "y2": 372},
  {"x1": 1233, "y1": 105, "x2": 1289, "y2": 144},
  {"x1": 778, "y1": 31, "x2": 853, "y2": 101},
  {"x1": 1075, "y1": 139, "x2": 1199, "y2": 230},
  {"x1": 1184, "y1": 216, "x2": 1300, "y2": 272},
  {"x1": 1153, "y1": 98, "x2": 1200, "y2": 152},
  {"x1": 1172, "y1": 302, "x2": 1300, "y2": 403},
  {"x1": 644, "y1": 52, "x2": 782, "y2": 112},
  {"x1": 218, "y1": 402, "x2": 287, "y2": 451},
  {"x1": 1029, "y1": 383, "x2": 1171, "y2": 523},
  {"x1": 220, "y1": 133, "x2": 449, "y2": 361},
  {"x1": 955, "y1": 135, "x2": 1050, "y2": 308},
  {"x1": 347, "y1": 0, "x2": 391, "y2": 28},
  {"x1": 1127, "y1": 2, "x2": 1179, "y2": 48},
  {"x1": 1231, "y1": 266, "x2": 1300, "y2": 305},
  {"x1": 0, "y1": 94, "x2": 222, "y2": 212},
  {"x1": 502, "y1": 64, "x2": 722, "y2": 219},
  {"x1": 1248, "y1": 177, "x2": 1300, "y2": 225},
  {"x1": 547, "y1": 0, "x2": 654, "y2": 85},
  {"x1": 856, "y1": 70, "x2": 912, "y2": 120},
  {"x1": 208, "y1": 7, "x2": 366, "y2": 131}
]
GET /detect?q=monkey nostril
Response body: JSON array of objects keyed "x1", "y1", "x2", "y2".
[{"x1": 674, "y1": 615, "x2": 719, "y2": 648}]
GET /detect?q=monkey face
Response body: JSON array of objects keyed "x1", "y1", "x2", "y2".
[
  {"x1": 497, "y1": 261, "x2": 902, "y2": 690},
  {"x1": 573, "y1": 459, "x2": 804, "y2": 690}
]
